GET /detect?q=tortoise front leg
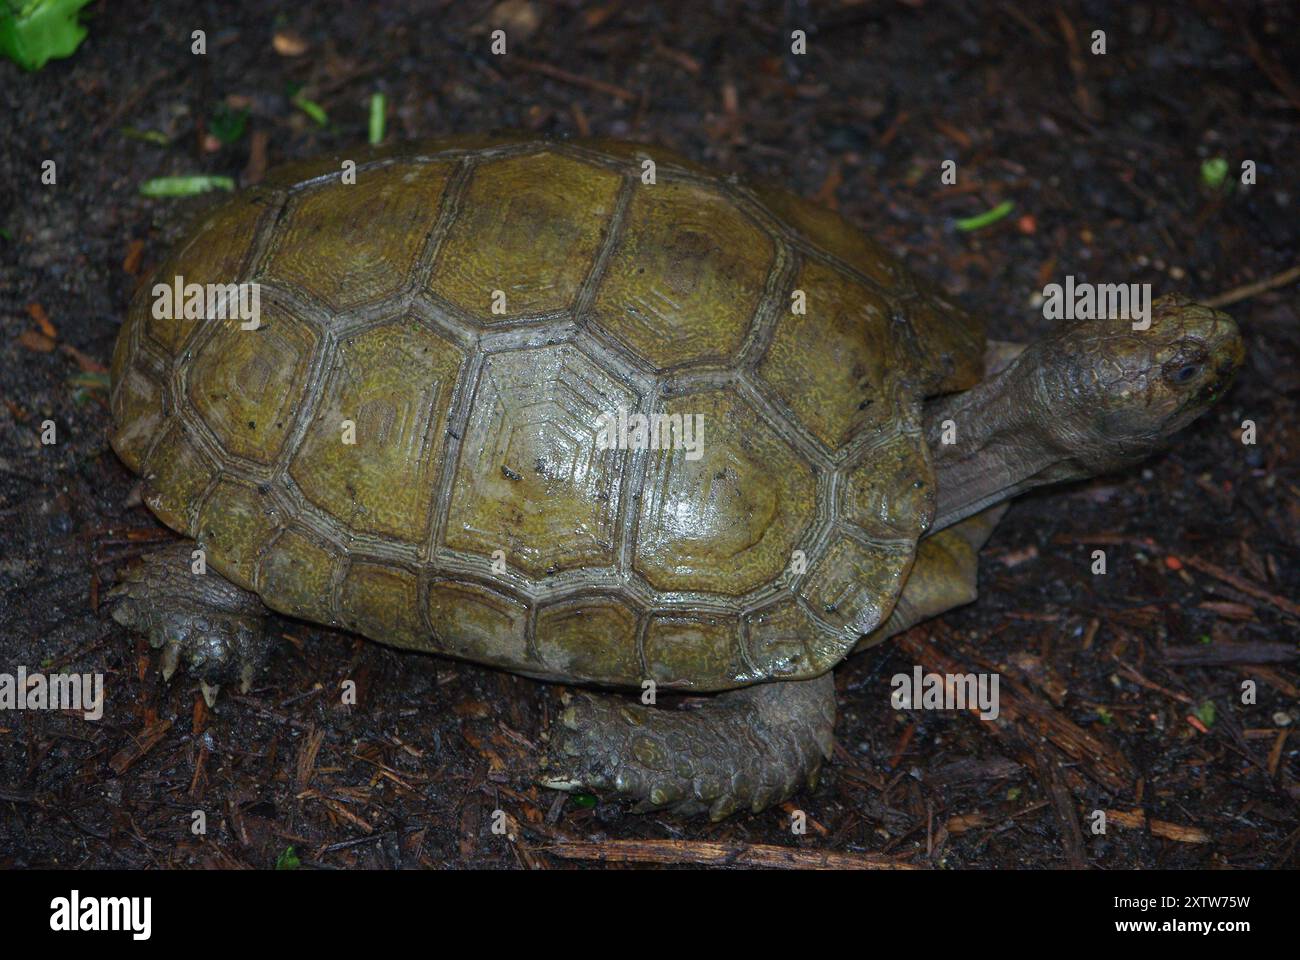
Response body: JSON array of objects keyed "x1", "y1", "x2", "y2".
[
  {"x1": 540, "y1": 673, "x2": 836, "y2": 820},
  {"x1": 107, "y1": 541, "x2": 270, "y2": 706}
]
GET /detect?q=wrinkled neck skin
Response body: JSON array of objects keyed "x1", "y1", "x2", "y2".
[{"x1": 924, "y1": 347, "x2": 1108, "y2": 534}]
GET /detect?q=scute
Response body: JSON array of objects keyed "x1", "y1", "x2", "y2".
[
  {"x1": 110, "y1": 136, "x2": 987, "y2": 692},
  {"x1": 259, "y1": 160, "x2": 453, "y2": 310},
  {"x1": 644, "y1": 614, "x2": 747, "y2": 689},
  {"x1": 749, "y1": 182, "x2": 902, "y2": 293},
  {"x1": 289, "y1": 317, "x2": 464, "y2": 543},
  {"x1": 536, "y1": 597, "x2": 640, "y2": 683},
  {"x1": 140, "y1": 422, "x2": 215, "y2": 535},
  {"x1": 744, "y1": 598, "x2": 826, "y2": 677},
  {"x1": 752, "y1": 181, "x2": 984, "y2": 395},
  {"x1": 591, "y1": 180, "x2": 774, "y2": 369},
  {"x1": 799, "y1": 533, "x2": 915, "y2": 638},
  {"x1": 634, "y1": 388, "x2": 816, "y2": 596},
  {"x1": 196, "y1": 479, "x2": 283, "y2": 591},
  {"x1": 842, "y1": 428, "x2": 936, "y2": 540},
  {"x1": 186, "y1": 303, "x2": 318, "y2": 465},
  {"x1": 108, "y1": 338, "x2": 164, "y2": 473},
  {"x1": 339, "y1": 562, "x2": 424, "y2": 649},
  {"x1": 143, "y1": 195, "x2": 268, "y2": 356},
  {"x1": 258, "y1": 527, "x2": 340, "y2": 624},
  {"x1": 445, "y1": 343, "x2": 637, "y2": 577},
  {"x1": 756, "y1": 257, "x2": 898, "y2": 450},
  {"x1": 425, "y1": 579, "x2": 532, "y2": 669},
  {"x1": 428, "y1": 151, "x2": 622, "y2": 320}
]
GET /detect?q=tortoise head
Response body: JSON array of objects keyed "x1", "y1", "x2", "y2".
[{"x1": 1032, "y1": 293, "x2": 1244, "y2": 473}]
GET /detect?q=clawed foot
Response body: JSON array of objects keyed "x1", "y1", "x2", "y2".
[
  {"x1": 540, "y1": 673, "x2": 836, "y2": 820},
  {"x1": 107, "y1": 543, "x2": 270, "y2": 706}
]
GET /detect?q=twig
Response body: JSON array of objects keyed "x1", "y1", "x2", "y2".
[
  {"x1": 1033, "y1": 743, "x2": 1087, "y2": 868},
  {"x1": 509, "y1": 58, "x2": 635, "y2": 102},
  {"x1": 108, "y1": 719, "x2": 173, "y2": 775},
  {"x1": 1162, "y1": 640, "x2": 1297, "y2": 667},
  {"x1": 1177, "y1": 554, "x2": 1300, "y2": 619},
  {"x1": 1242, "y1": 26, "x2": 1300, "y2": 113},
  {"x1": 1203, "y1": 263, "x2": 1300, "y2": 309},
  {"x1": 1150, "y1": 820, "x2": 1210, "y2": 843},
  {"x1": 541, "y1": 838, "x2": 919, "y2": 869}
]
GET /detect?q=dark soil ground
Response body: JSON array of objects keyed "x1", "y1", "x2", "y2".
[{"x1": 1, "y1": 0, "x2": 1296, "y2": 869}]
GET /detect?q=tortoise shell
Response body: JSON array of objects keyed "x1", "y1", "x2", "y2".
[{"x1": 109, "y1": 135, "x2": 985, "y2": 691}]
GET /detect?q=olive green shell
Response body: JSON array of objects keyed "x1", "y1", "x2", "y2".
[{"x1": 110, "y1": 135, "x2": 984, "y2": 691}]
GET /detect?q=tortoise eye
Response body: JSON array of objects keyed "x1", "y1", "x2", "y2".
[{"x1": 1163, "y1": 347, "x2": 1208, "y2": 387}]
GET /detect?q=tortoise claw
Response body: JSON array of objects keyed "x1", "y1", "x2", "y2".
[
  {"x1": 159, "y1": 641, "x2": 181, "y2": 682},
  {"x1": 199, "y1": 680, "x2": 221, "y2": 709},
  {"x1": 108, "y1": 543, "x2": 270, "y2": 697}
]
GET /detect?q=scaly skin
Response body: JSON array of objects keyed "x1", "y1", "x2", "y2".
[
  {"x1": 929, "y1": 294, "x2": 1243, "y2": 531},
  {"x1": 541, "y1": 673, "x2": 836, "y2": 820},
  {"x1": 107, "y1": 542, "x2": 269, "y2": 705}
]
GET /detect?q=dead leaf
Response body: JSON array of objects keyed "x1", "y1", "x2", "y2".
[
  {"x1": 18, "y1": 329, "x2": 55, "y2": 352},
  {"x1": 272, "y1": 30, "x2": 309, "y2": 57},
  {"x1": 27, "y1": 302, "x2": 57, "y2": 339}
]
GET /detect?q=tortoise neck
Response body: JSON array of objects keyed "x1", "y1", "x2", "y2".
[{"x1": 923, "y1": 349, "x2": 1089, "y2": 533}]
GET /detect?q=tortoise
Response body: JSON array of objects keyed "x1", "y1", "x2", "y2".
[{"x1": 108, "y1": 135, "x2": 1244, "y2": 819}]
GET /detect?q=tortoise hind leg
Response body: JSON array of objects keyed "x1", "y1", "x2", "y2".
[
  {"x1": 540, "y1": 672, "x2": 836, "y2": 820},
  {"x1": 107, "y1": 541, "x2": 270, "y2": 706}
]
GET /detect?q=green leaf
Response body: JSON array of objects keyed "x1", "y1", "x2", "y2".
[
  {"x1": 120, "y1": 126, "x2": 171, "y2": 146},
  {"x1": 1096, "y1": 706, "x2": 1114, "y2": 726},
  {"x1": 293, "y1": 93, "x2": 328, "y2": 126},
  {"x1": 275, "y1": 845, "x2": 301, "y2": 870},
  {"x1": 1193, "y1": 701, "x2": 1216, "y2": 728},
  {"x1": 209, "y1": 104, "x2": 249, "y2": 145},
  {"x1": 68, "y1": 371, "x2": 109, "y2": 390},
  {"x1": 571, "y1": 793, "x2": 598, "y2": 809},
  {"x1": 0, "y1": 0, "x2": 94, "y2": 71},
  {"x1": 1200, "y1": 157, "x2": 1229, "y2": 191},
  {"x1": 368, "y1": 92, "x2": 386, "y2": 145},
  {"x1": 955, "y1": 200, "x2": 1014, "y2": 232},
  {"x1": 138, "y1": 175, "x2": 236, "y2": 197}
]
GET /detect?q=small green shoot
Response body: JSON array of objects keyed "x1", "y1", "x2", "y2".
[
  {"x1": 68, "y1": 371, "x2": 109, "y2": 390},
  {"x1": 368, "y1": 92, "x2": 386, "y2": 145},
  {"x1": 120, "y1": 127, "x2": 170, "y2": 146},
  {"x1": 1193, "y1": 701, "x2": 1216, "y2": 728},
  {"x1": 293, "y1": 92, "x2": 328, "y2": 126},
  {"x1": 571, "y1": 793, "x2": 598, "y2": 809},
  {"x1": 275, "y1": 845, "x2": 301, "y2": 870},
  {"x1": 1200, "y1": 157, "x2": 1229, "y2": 192},
  {"x1": 955, "y1": 201, "x2": 1015, "y2": 232},
  {"x1": 139, "y1": 175, "x2": 236, "y2": 198}
]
